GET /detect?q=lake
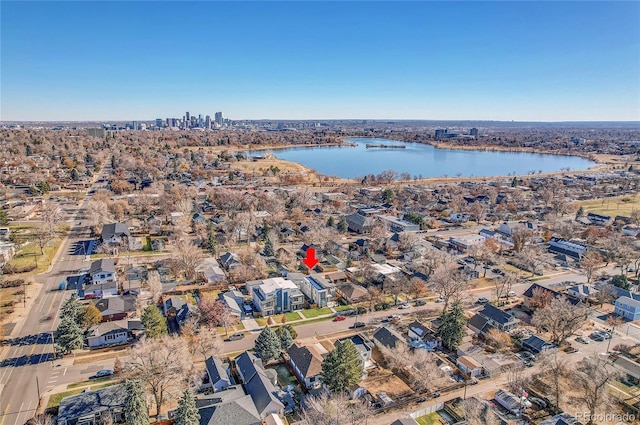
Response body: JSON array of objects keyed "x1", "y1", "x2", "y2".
[{"x1": 250, "y1": 138, "x2": 596, "y2": 179}]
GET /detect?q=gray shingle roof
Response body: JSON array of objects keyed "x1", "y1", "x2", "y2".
[
  {"x1": 205, "y1": 356, "x2": 230, "y2": 386},
  {"x1": 89, "y1": 258, "x2": 116, "y2": 275},
  {"x1": 478, "y1": 304, "x2": 516, "y2": 326},
  {"x1": 58, "y1": 384, "x2": 125, "y2": 424},
  {"x1": 101, "y1": 222, "x2": 130, "y2": 240},
  {"x1": 198, "y1": 394, "x2": 260, "y2": 425},
  {"x1": 373, "y1": 326, "x2": 404, "y2": 349}
]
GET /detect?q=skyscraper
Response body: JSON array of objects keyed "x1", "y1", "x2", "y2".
[
  {"x1": 215, "y1": 112, "x2": 223, "y2": 126},
  {"x1": 205, "y1": 115, "x2": 211, "y2": 129},
  {"x1": 186, "y1": 111, "x2": 190, "y2": 122},
  {"x1": 470, "y1": 128, "x2": 479, "y2": 138},
  {"x1": 155, "y1": 118, "x2": 163, "y2": 128}
]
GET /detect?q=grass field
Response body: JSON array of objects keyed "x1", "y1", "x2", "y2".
[
  {"x1": 577, "y1": 195, "x2": 640, "y2": 216},
  {"x1": 6, "y1": 239, "x2": 61, "y2": 274},
  {"x1": 415, "y1": 412, "x2": 443, "y2": 425},
  {"x1": 47, "y1": 382, "x2": 116, "y2": 408},
  {"x1": 301, "y1": 307, "x2": 332, "y2": 319}
]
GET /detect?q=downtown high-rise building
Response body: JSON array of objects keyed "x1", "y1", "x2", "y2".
[
  {"x1": 205, "y1": 115, "x2": 211, "y2": 128},
  {"x1": 215, "y1": 112, "x2": 223, "y2": 126}
]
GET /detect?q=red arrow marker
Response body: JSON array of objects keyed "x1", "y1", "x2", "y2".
[{"x1": 302, "y1": 247, "x2": 319, "y2": 269}]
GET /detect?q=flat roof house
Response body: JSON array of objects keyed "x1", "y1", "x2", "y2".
[{"x1": 248, "y1": 277, "x2": 304, "y2": 317}]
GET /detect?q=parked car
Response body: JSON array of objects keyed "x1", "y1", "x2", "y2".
[
  {"x1": 563, "y1": 345, "x2": 578, "y2": 354},
  {"x1": 529, "y1": 397, "x2": 548, "y2": 408},
  {"x1": 398, "y1": 304, "x2": 410, "y2": 310},
  {"x1": 414, "y1": 300, "x2": 426, "y2": 306},
  {"x1": 520, "y1": 351, "x2": 536, "y2": 361},
  {"x1": 333, "y1": 315, "x2": 346, "y2": 322},
  {"x1": 576, "y1": 336, "x2": 590, "y2": 344},
  {"x1": 416, "y1": 397, "x2": 426, "y2": 403},
  {"x1": 507, "y1": 291, "x2": 517, "y2": 298},
  {"x1": 351, "y1": 322, "x2": 366, "y2": 329},
  {"x1": 432, "y1": 391, "x2": 441, "y2": 398},
  {"x1": 589, "y1": 332, "x2": 605, "y2": 342},
  {"x1": 476, "y1": 297, "x2": 489, "y2": 304},
  {"x1": 225, "y1": 332, "x2": 245, "y2": 342},
  {"x1": 89, "y1": 369, "x2": 114, "y2": 379},
  {"x1": 435, "y1": 297, "x2": 444, "y2": 303}
]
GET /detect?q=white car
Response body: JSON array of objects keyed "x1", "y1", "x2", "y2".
[{"x1": 398, "y1": 304, "x2": 410, "y2": 310}]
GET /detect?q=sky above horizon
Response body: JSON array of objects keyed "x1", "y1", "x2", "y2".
[{"x1": 1, "y1": 1, "x2": 639, "y2": 122}]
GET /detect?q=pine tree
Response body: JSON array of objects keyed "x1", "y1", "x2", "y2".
[
  {"x1": 321, "y1": 340, "x2": 363, "y2": 394},
  {"x1": 60, "y1": 296, "x2": 83, "y2": 324},
  {"x1": 174, "y1": 389, "x2": 200, "y2": 425},
  {"x1": 125, "y1": 379, "x2": 150, "y2": 425},
  {"x1": 436, "y1": 301, "x2": 468, "y2": 351},
  {"x1": 575, "y1": 206, "x2": 585, "y2": 220},
  {"x1": 263, "y1": 239, "x2": 274, "y2": 257},
  {"x1": 326, "y1": 216, "x2": 335, "y2": 227},
  {"x1": 254, "y1": 326, "x2": 281, "y2": 362},
  {"x1": 0, "y1": 210, "x2": 8, "y2": 226},
  {"x1": 279, "y1": 326, "x2": 293, "y2": 350},
  {"x1": 337, "y1": 217, "x2": 348, "y2": 233},
  {"x1": 54, "y1": 315, "x2": 84, "y2": 353},
  {"x1": 141, "y1": 305, "x2": 168, "y2": 339}
]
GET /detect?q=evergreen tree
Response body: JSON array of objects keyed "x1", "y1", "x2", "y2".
[
  {"x1": 337, "y1": 217, "x2": 348, "y2": 233},
  {"x1": 70, "y1": 169, "x2": 80, "y2": 181},
  {"x1": 437, "y1": 301, "x2": 468, "y2": 351},
  {"x1": 141, "y1": 305, "x2": 168, "y2": 338},
  {"x1": 263, "y1": 239, "x2": 274, "y2": 257},
  {"x1": 575, "y1": 206, "x2": 585, "y2": 220},
  {"x1": 174, "y1": 389, "x2": 200, "y2": 425},
  {"x1": 321, "y1": 340, "x2": 363, "y2": 394},
  {"x1": 0, "y1": 210, "x2": 8, "y2": 226},
  {"x1": 125, "y1": 379, "x2": 150, "y2": 425},
  {"x1": 511, "y1": 176, "x2": 518, "y2": 187},
  {"x1": 279, "y1": 326, "x2": 293, "y2": 350},
  {"x1": 54, "y1": 315, "x2": 84, "y2": 353},
  {"x1": 254, "y1": 326, "x2": 281, "y2": 362},
  {"x1": 60, "y1": 296, "x2": 83, "y2": 324},
  {"x1": 326, "y1": 216, "x2": 335, "y2": 227},
  {"x1": 381, "y1": 188, "x2": 395, "y2": 203},
  {"x1": 206, "y1": 222, "x2": 216, "y2": 255}
]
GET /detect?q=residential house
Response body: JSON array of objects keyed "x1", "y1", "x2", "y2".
[
  {"x1": 468, "y1": 304, "x2": 519, "y2": 337},
  {"x1": 407, "y1": 320, "x2": 441, "y2": 351},
  {"x1": 219, "y1": 290, "x2": 245, "y2": 318},
  {"x1": 247, "y1": 277, "x2": 304, "y2": 316},
  {"x1": 0, "y1": 242, "x2": 16, "y2": 265},
  {"x1": 613, "y1": 356, "x2": 640, "y2": 385},
  {"x1": 345, "y1": 213, "x2": 376, "y2": 234},
  {"x1": 101, "y1": 222, "x2": 130, "y2": 244},
  {"x1": 235, "y1": 352, "x2": 285, "y2": 419},
  {"x1": 197, "y1": 386, "x2": 261, "y2": 425},
  {"x1": 522, "y1": 283, "x2": 563, "y2": 311},
  {"x1": 615, "y1": 296, "x2": 640, "y2": 321},
  {"x1": 538, "y1": 414, "x2": 580, "y2": 425},
  {"x1": 286, "y1": 341, "x2": 327, "y2": 390},
  {"x1": 372, "y1": 326, "x2": 406, "y2": 350},
  {"x1": 92, "y1": 295, "x2": 137, "y2": 322},
  {"x1": 521, "y1": 334, "x2": 555, "y2": 354},
  {"x1": 0, "y1": 227, "x2": 11, "y2": 241},
  {"x1": 323, "y1": 271, "x2": 349, "y2": 285},
  {"x1": 219, "y1": 252, "x2": 241, "y2": 270},
  {"x1": 288, "y1": 273, "x2": 336, "y2": 308},
  {"x1": 163, "y1": 296, "x2": 197, "y2": 326},
  {"x1": 377, "y1": 215, "x2": 420, "y2": 233},
  {"x1": 447, "y1": 235, "x2": 486, "y2": 252},
  {"x1": 336, "y1": 283, "x2": 370, "y2": 304},
  {"x1": 203, "y1": 356, "x2": 232, "y2": 393},
  {"x1": 456, "y1": 355, "x2": 483, "y2": 377},
  {"x1": 587, "y1": 212, "x2": 613, "y2": 226},
  {"x1": 88, "y1": 258, "x2": 117, "y2": 286},
  {"x1": 567, "y1": 284, "x2": 597, "y2": 302},
  {"x1": 57, "y1": 384, "x2": 126, "y2": 425},
  {"x1": 548, "y1": 237, "x2": 587, "y2": 261},
  {"x1": 335, "y1": 334, "x2": 373, "y2": 373},
  {"x1": 197, "y1": 258, "x2": 228, "y2": 285},
  {"x1": 85, "y1": 319, "x2": 140, "y2": 349}
]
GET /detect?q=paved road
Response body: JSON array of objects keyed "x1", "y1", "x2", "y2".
[{"x1": 0, "y1": 170, "x2": 111, "y2": 425}]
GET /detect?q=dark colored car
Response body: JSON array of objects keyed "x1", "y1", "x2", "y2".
[
  {"x1": 414, "y1": 300, "x2": 426, "y2": 306},
  {"x1": 351, "y1": 322, "x2": 366, "y2": 329},
  {"x1": 416, "y1": 397, "x2": 426, "y2": 403}
]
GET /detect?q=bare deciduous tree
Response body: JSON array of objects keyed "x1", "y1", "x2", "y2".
[
  {"x1": 461, "y1": 398, "x2": 500, "y2": 425},
  {"x1": 301, "y1": 392, "x2": 372, "y2": 425},
  {"x1": 573, "y1": 356, "x2": 619, "y2": 425},
  {"x1": 581, "y1": 250, "x2": 603, "y2": 284},
  {"x1": 428, "y1": 253, "x2": 468, "y2": 310},
  {"x1": 532, "y1": 297, "x2": 588, "y2": 344},
  {"x1": 171, "y1": 238, "x2": 203, "y2": 280},
  {"x1": 127, "y1": 336, "x2": 196, "y2": 416}
]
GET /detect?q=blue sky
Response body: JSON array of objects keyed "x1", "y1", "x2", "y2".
[{"x1": 1, "y1": 1, "x2": 639, "y2": 121}]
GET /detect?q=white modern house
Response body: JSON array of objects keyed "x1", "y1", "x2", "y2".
[
  {"x1": 287, "y1": 273, "x2": 336, "y2": 308},
  {"x1": 247, "y1": 277, "x2": 304, "y2": 316}
]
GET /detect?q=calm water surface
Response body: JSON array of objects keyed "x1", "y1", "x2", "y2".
[{"x1": 251, "y1": 138, "x2": 596, "y2": 179}]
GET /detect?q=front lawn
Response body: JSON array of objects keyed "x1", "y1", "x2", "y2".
[
  {"x1": 301, "y1": 307, "x2": 332, "y2": 319},
  {"x1": 415, "y1": 412, "x2": 442, "y2": 425}
]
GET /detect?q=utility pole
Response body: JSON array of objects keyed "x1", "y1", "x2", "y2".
[{"x1": 23, "y1": 280, "x2": 26, "y2": 307}]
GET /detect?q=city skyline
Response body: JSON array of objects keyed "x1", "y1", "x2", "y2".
[{"x1": 1, "y1": 1, "x2": 639, "y2": 122}]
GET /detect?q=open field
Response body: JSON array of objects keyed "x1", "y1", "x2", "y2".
[
  {"x1": 5, "y1": 239, "x2": 62, "y2": 274},
  {"x1": 301, "y1": 307, "x2": 332, "y2": 319},
  {"x1": 576, "y1": 195, "x2": 640, "y2": 216},
  {"x1": 415, "y1": 412, "x2": 442, "y2": 425}
]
